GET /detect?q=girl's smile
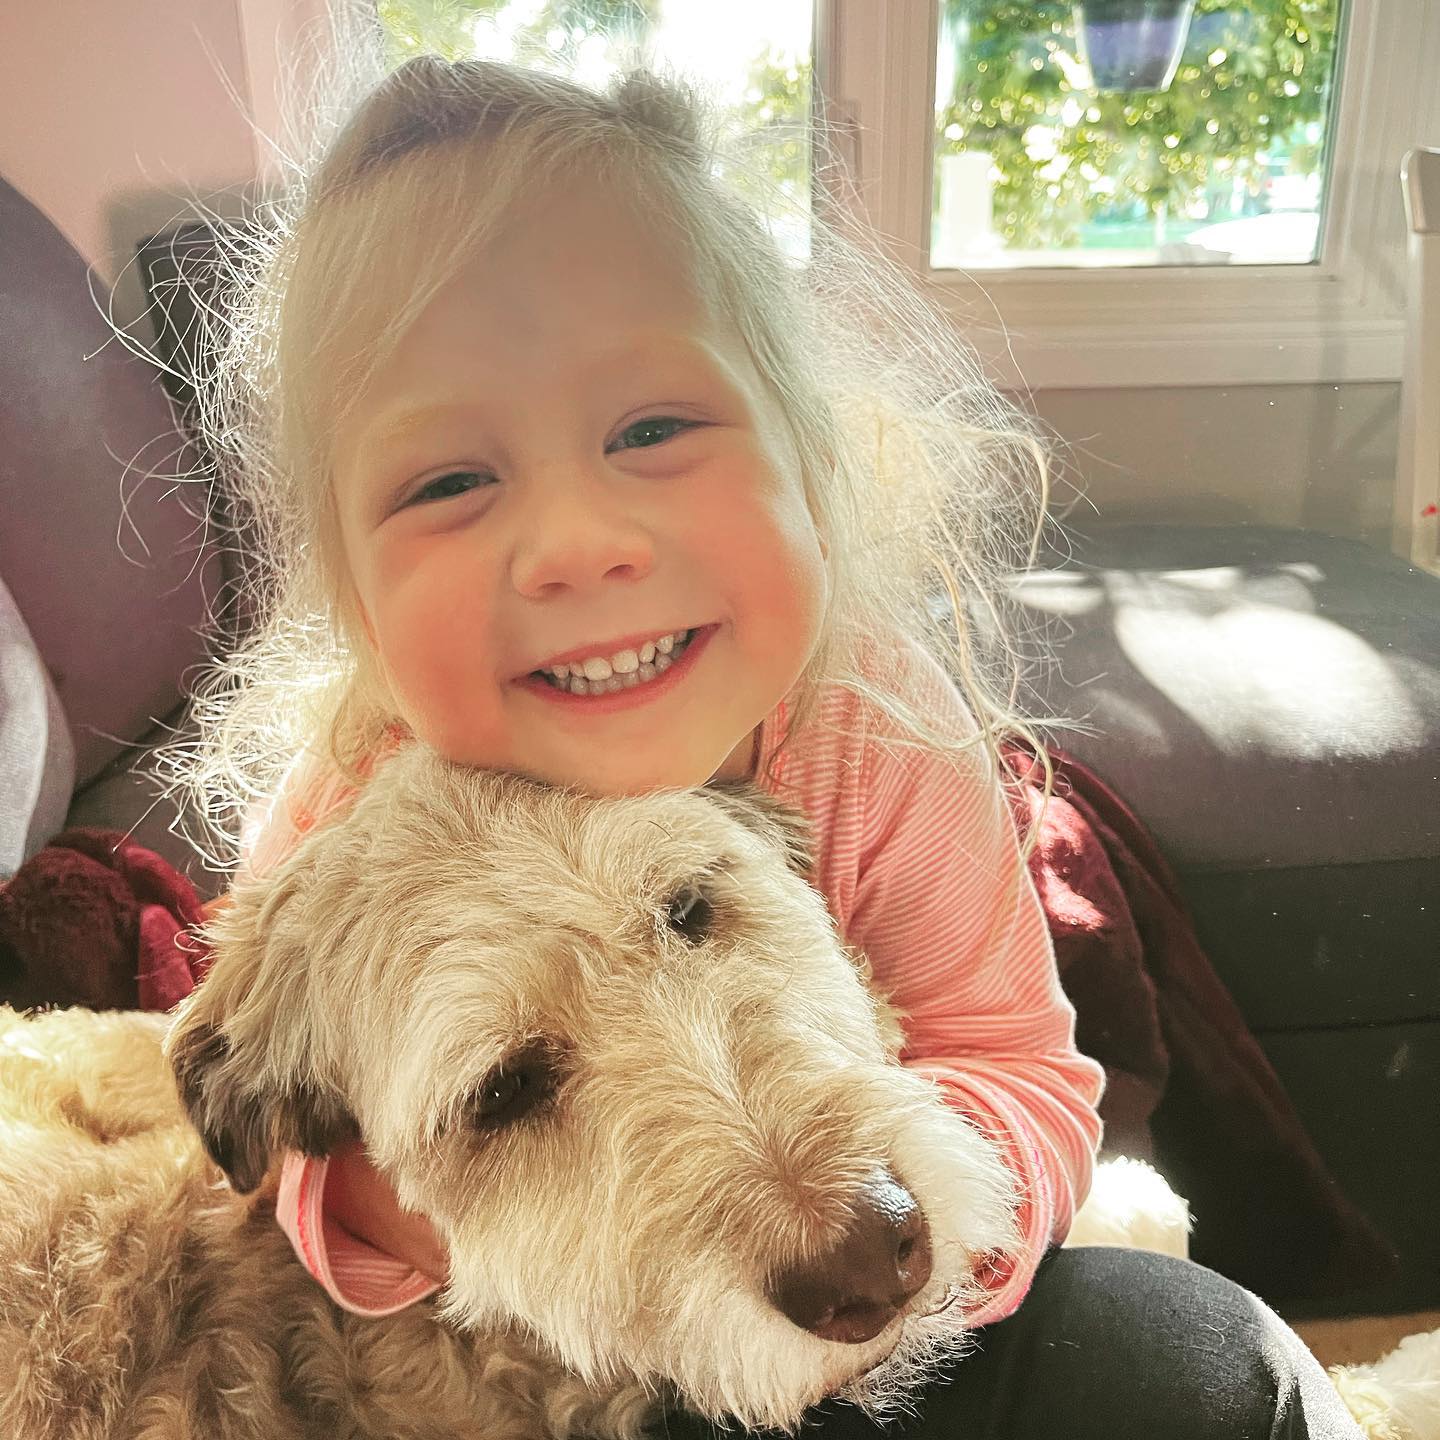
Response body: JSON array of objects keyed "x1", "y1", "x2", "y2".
[
  {"x1": 330, "y1": 169, "x2": 828, "y2": 796},
  {"x1": 517, "y1": 622, "x2": 714, "y2": 712}
]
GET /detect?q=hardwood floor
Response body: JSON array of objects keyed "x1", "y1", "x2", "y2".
[{"x1": 1292, "y1": 1310, "x2": 1440, "y2": 1369}]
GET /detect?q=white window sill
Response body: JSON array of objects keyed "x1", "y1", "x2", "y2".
[{"x1": 916, "y1": 267, "x2": 1405, "y2": 391}]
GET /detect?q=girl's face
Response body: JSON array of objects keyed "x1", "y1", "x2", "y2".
[{"x1": 330, "y1": 168, "x2": 828, "y2": 795}]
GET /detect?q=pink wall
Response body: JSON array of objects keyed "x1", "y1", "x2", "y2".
[{"x1": 0, "y1": 0, "x2": 325, "y2": 284}]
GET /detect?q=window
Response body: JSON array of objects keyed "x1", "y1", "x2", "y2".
[
  {"x1": 931, "y1": 1, "x2": 1343, "y2": 271},
  {"x1": 820, "y1": 0, "x2": 1440, "y2": 387},
  {"x1": 370, "y1": 0, "x2": 1435, "y2": 387}
]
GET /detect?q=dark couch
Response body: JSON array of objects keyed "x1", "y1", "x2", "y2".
[
  {"x1": 0, "y1": 175, "x2": 222, "y2": 896},
  {"x1": 1013, "y1": 523, "x2": 1440, "y2": 1316}
]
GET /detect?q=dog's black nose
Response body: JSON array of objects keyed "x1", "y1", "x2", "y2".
[{"x1": 765, "y1": 1170, "x2": 933, "y2": 1344}]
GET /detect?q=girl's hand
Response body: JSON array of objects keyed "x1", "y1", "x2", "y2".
[{"x1": 326, "y1": 1139, "x2": 450, "y2": 1283}]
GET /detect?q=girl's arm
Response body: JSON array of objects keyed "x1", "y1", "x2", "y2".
[{"x1": 844, "y1": 702, "x2": 1105, "y2": 1328}]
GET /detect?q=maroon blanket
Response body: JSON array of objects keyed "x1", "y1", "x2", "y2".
[
  {"x1": 1006, "y1": 746, "x2": 1396, "y2": 1300},
  {"x1": 0, "y1": 827, "x2": 210, "y2": 1013},
  {"x1": 0, "y1": 752, "x2": 1396, "y2": 1302}
]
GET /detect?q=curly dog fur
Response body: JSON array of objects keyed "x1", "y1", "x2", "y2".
[{"x1": 0, "y1": 747, "x2": 1018, "y2": 1439}]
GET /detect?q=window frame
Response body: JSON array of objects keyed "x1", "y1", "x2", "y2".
[{"x1": 815, "y1": 0, "x2": 1440, "y2": 389}]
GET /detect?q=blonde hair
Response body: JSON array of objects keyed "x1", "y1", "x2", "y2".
[{"x1": 155, "y1": 21, "x2": 1060, "y2": 874}]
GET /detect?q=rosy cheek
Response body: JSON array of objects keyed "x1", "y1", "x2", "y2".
[{"x1": 365, "y1": 574, "x2": 450, "y2": 694}]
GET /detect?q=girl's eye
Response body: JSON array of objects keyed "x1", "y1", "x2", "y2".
[
  {"x1": 610, "y1": 416, "x2": 695, "y2": 452},
  {"x1": 401, "y1": 419, "x2": 693, "y2": 510},
  {"x1": 409, "y1": 471, "x2": 489, "y2": 507}
]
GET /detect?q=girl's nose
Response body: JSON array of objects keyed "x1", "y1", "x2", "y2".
[{"x1": 508, "y1": 469, "x2": 655, "y2": 598}]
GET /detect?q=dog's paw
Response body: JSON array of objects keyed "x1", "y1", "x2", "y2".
[{"x1": 1066, "y1": 1156, "x2": 1191, "y2": 1259}]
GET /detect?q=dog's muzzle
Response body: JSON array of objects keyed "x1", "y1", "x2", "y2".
[{"x1": 764, "y1": 1168, "x2": 933, "y2": 1345}]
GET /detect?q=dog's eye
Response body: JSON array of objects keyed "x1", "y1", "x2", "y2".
[
  {"x1": 666, "y1": 884, "x2": 713, "y2": 943},
  {"x1": 470, "y1": 1051, "x2": 555, "y2": 1129}
]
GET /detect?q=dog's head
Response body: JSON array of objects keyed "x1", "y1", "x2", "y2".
[
  {"x1": 167, "y1": 752, "x2": 821, "y2": 1196},
  {"x1": 167, "y1": 745, "x2": 1014, "y2": 1430}
]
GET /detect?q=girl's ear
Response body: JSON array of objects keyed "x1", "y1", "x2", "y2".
[{"x1": 165, "y1": 857, "x2": 358, "y2": 1193}]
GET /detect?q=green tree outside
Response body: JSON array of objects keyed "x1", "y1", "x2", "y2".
[{"x1": 937, "y1": 0, "x2": 1342, "y2": 252}]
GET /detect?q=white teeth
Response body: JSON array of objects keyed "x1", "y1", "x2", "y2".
[
  {"x1": 543, "y1": 630, "x2": 690, "y2": 680},
  {"x1": 540, "y1": 629, "x2": 694, "y2": 695}
]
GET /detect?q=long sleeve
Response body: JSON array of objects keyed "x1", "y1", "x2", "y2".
[
  {"x1": 231, "y1": 735, "x2": 443, "y2": 1315},
  {"x1": 238, "y1": 748, "x2": 359, "y2": 882},
  {"x1": 238, "y1": 718, "x2": 412, "y2": 880},
  {"x1": 760, "y1": 646, "x2": 1105, "y2": 1327},
  {"x1": 848, "y1": 733, "x2": 1105, "y2": 1324}
]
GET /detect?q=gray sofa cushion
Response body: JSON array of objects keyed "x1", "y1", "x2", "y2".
[
  {"x1": 64, "y1": 706, "x2": 223, "y2": 900},
  {"x1": 1014, "y1": 522, "x2": 1440, "y2": 1315},
  {"x1": 0, "y1": 574, "x2": 74, "y2": 879},
  {"x1": 1014, "y1": 524, "x2": 1440, "y2": 871},
  {"x1": 0, "y1": 176, "x2": 218, "y2": 789}
]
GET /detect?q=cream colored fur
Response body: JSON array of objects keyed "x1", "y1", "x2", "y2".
[
  {"x1": 0, "y1": 746, "x2": 1019, "y2": 1439},
  {"x1": 1065, "y1": 1154, "x2": 1191, "y2": 1259},
  {"x1": 1330, "y1": 1329, "x2": 1440, "y2": 1440}
]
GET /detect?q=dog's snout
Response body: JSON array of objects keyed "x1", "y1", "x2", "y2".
[{"x1": 765, "y1": 1170, "x2": 933, "y2": 1345}]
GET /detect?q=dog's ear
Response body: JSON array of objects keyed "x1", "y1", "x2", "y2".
[
  {"x1": 169, "y1": 1014, "x2": 358, "y2": 1194},
  {"x1": 702, "y1": 781, "x2": 812, "y2": 876},
  {"x1": 166, "y1": 849, "x2": 359, "y2": 1194}
]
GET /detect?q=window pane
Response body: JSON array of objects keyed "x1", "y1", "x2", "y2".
[
  {"x1": 375, "y1": 0, "x2": 813, "y2": 259},
  {"x1": 932, "y1": 0, "x2": 1344, "y2": 270}
]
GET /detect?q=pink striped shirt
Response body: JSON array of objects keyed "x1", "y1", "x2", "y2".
[{"x1": 242, "y1": 640, "x2": 1104, "y2": 1328}]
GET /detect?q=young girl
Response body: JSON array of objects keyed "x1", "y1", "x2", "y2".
[{"x1": 168, "y1": 41, "x2": 1361, "y2": 1440}]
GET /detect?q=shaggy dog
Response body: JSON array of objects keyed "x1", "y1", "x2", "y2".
[{"x1": 0, "y1": 746, "x2": 1017, "y2": 1440}]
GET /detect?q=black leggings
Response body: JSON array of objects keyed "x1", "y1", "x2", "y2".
[{"x1": 658, "y1": 1248, "x2": 1362, "y2": 1440}]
